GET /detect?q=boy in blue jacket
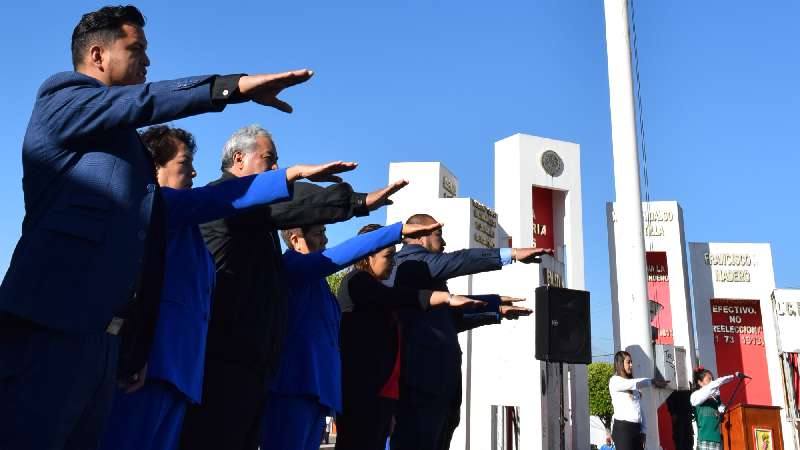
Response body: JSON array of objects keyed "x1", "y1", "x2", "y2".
[{"x1": 261, "y1": 217, "x2": 446, "y2": 450}]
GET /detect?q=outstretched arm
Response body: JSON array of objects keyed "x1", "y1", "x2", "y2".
[
  {"x1": 421, "y1": 248, "x2": 504, "y2": 281},
  {"x1": 284, "y1": 223, "x2": 404, "y2": 281},
  {"x1": 341, "y1": 271, "x2": 433, "y2": 312},
  {"x1": 43, "y1": 70, "x2": 314, "y2": 144},
  {"x1": 690, "y1": 374, "x2": 736, "y2": 406},
  {"x1": 265, "y1": 182, "x2": 369, "y2": 229},
  {"x1": 162, "y1": 162, "x2": 358, "y2": 229},
  {"x1": 341, "y1": 270, "x2": 485, "y2": 313},
  {"x1": 41, "y1": 75, "x2": 222, "y2": 143},
  {"x1": 609, "y1": 376, "x2": 652, "y2": 392},
  {"x1": 163, "y1": 168, "x2": 290, "y2": 229}
]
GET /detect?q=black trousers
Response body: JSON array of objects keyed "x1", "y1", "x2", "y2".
[
  {"x1": 180, "y1": 360, "x2": 267, "y2": 450},
  {"x1": 335, "y1": 396, "x2": 395, "y2": 450},
  {"x1": 390, "y1": 384, "x2": 460, "y2": 450},
  {"x1": 612, "y1": 419, "x2": 643, "y2": 450},
  {"x1": 0, "y1": 316, "x2": 119, "y2": 450}
]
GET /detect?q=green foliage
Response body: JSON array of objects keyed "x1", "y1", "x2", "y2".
[
  {"x1": 588, "y1": 362, "x2": 614, "y2": 428},
  {"x1": 326, "y1": 270, "x2": 346, "y2": 294}
]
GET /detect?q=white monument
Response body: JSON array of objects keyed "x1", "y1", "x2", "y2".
[
  {"x1": 385, "y1": 133, "x2": 589, "y2": 450},
  {"x1": 608, "y1": 201, "x2": 697, "y2": 449},
  {"x1": 689, "y1": 242, "x2": 793, "y2": 450}
]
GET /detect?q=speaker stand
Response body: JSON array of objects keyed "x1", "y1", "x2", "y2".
[{"x1": 558, "y1": 362, "x2": 566, "y2": 450}]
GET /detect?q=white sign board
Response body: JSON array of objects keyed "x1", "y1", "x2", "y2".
[{"x1": 774, "y1": 289, "x2": 800, "y2": 353}]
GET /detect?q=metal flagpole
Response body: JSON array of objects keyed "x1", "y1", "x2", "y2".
[{"x1": 602, "y1": 0, "x2": 660, "y2": 447}]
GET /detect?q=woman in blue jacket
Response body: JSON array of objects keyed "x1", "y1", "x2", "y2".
[
  {"x1": 260, "y1": 217, "x2": 485, "y2": 450},
  {"x1": 99, "y1": 126, "x2": 356, "y2": 450}
]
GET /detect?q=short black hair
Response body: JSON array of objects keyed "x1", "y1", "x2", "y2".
[
  {"x1": 140, "y1": 125, "x2": 196, "y2": 167},
  {"x1": 71, "y1": 5, "x2": 146, "y2": 69}
]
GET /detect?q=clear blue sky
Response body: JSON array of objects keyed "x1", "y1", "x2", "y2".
[{"x1": 1, "y1": 1, "x2": 797, "y2": 358}]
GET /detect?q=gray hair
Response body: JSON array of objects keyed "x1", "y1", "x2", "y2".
[{"x1": 220, "y1": 124, "x2": 273, "y2": 170}]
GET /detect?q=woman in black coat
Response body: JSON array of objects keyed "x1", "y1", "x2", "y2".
[{"x1": 334, "y1": 224, "x2": 482, "y2": 450}]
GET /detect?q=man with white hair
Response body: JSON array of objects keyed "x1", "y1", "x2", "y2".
[{"x1": 180, "y1": 125, "x2": 406, "y2": 450}]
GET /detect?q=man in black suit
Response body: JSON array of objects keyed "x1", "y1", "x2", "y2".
[{"x1": 386, "y1": 213, "x2": 551, "y2": 450}]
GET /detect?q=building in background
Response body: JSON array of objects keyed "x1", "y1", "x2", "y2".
[
  {"x1": 608, "y1": 201, "x2": 696, "y2": 450},
  {"x1": 690, "y1": 242, "x2": 794, "y2": 449}
]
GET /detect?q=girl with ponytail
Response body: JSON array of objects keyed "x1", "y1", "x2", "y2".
[{"x1": 690, "y1": 366, "x2": 743, "y2": 450}]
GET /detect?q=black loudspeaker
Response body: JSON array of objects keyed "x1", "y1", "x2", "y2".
[{"x1": 535, "y1": 285, "x2": 591, "y2": 364}]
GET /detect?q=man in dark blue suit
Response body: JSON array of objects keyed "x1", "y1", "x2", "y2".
[
  {"x1": 0, "y1": 5, "x2": 315, "y2": 449},
  {"x1": 387, "y1": 213, "x2": 552, "y2": 450}
]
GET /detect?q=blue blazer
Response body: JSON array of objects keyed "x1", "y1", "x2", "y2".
[
  {"x1": 0, "y1": 71, "x2": 224, "y2": 333},
  {"x1": 269, "y1": 222, "x2": 404, "y2": 412},
  {"x1": 148, "y1": 169, "x2": 291, "y2": 403}
]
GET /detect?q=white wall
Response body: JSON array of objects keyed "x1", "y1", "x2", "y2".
[
  {"x1": 384, "y1": 133, "x2": 589, "y2": 450},
  {"x1": 471, "y1": 134, "x2": 588, "y2": 450}
]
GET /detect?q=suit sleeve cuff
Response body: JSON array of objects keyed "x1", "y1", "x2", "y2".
[
  {"x1": 419, "y1": 290, "x2": 434, "y2": 310},
  {"x1": 273, "y1": 167, "x2": 292, "y2": 200},
  {"x1": 212, "y1": 74, "x2": 248, "y2": 104},
  {"x1": 352, "y1": 192, "x2": 369, "y2": 217},
  {"x1": 499, "y1": 248, "x2": 514, "y2": 266}
]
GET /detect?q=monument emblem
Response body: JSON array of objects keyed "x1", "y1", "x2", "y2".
[
  {"x1": 541, "y1": 150, "x2": 564, "y2": 177},
  {"x1": 540, "y1": 150, "x2": 564, "y2": 177}
]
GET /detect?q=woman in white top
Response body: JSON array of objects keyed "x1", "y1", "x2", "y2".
[{"x1": 608, "y1": 351, "x2": 668, "y2": 450}]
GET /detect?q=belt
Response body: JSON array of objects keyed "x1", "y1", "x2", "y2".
[{"x1": 106, "y1": 316, "x2": 125, "y2": 336}]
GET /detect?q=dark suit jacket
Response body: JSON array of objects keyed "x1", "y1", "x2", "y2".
[
  {"x1": 0, "y1": 71, "x2": 224, "y2": 333},
  {"x1": 200, "y1": 174, "x2": 368, "y2": 377},
  {"x1": 386, "y1": 244, "x2": 503, "y2": 397},
  {"x1": 337, "y1": 269, "x2": 432, "y2": 406}
]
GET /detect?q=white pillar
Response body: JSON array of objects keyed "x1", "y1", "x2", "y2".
[{"x1": 603, "y1": 0, "x2": 659, "y2": 446}]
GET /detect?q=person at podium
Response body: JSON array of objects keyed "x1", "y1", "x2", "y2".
[
  {"x1": 609, "y1": 350, "x2": 669, "y2": 450},
  {"x1": 690, "y1": 367, "x2": 745, "y2": 450}
]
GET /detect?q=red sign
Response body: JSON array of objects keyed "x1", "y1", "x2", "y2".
[
  {"x1": 710, "y1": 299, "x2": 771, "y2": 406},
  {"x1": 647, "y1": 251, "x2": 673, "y2": 345},
  {"x1": 531, "y1": 186, "x2": 554, "y2": 250},
  {"x1": 646, "y1": 251, "x2": 676, "y2": 450}
]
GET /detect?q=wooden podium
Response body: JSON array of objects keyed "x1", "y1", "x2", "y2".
[{"x1": 720, "y1": 404, "x2": 783, "y2": 450}]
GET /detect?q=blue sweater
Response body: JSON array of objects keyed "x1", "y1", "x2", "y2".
[{"x1": 269, "y1": 222, "x2": 404, "y2": 412}]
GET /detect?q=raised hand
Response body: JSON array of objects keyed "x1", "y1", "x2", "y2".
[
  {"x1": 286, "y1": 161, "x2": 358, "y2": 183},
  {"x1": 652, "y1": 377, "x2": 670, "y2": 389},
  {"x1": 499, "y1": 296, "x2": 526, "y2": 304},
  {"x1": 402, "y1": 222, "x2": 443, "y2": 239},
  {"x1": 499, "y1": 305, "x2": 532, "y2": 319},
  {"x1": 238, "y1": 70, "x2": 314, "y2": 113},
  {"x1": 366, "y1": 179, "x2": 409, "y2": 210},
  {"x1": 513, "y1": 247, "x2": 554, "y2": 264},
  {"x1": 448, "y1": 294, "x2": 488, "y2": 309}
]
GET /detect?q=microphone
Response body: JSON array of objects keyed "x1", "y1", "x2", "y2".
[{"x1": 736, "y1": 372, "x2": 751, "y2": 380}]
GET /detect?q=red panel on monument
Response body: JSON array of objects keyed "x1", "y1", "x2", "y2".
[
  {"x1": 710, "y1": 299, "x2": 771, "y2": 406},
  {"x1": 531, "y1": 186, "x2": 554, "y2": 250},
  {"x1": 646, "y1": 251, "x2": 676, "y2": 450},
  {"x1": 647, "y1": 251, "x2": 673, "y2": 345}
]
